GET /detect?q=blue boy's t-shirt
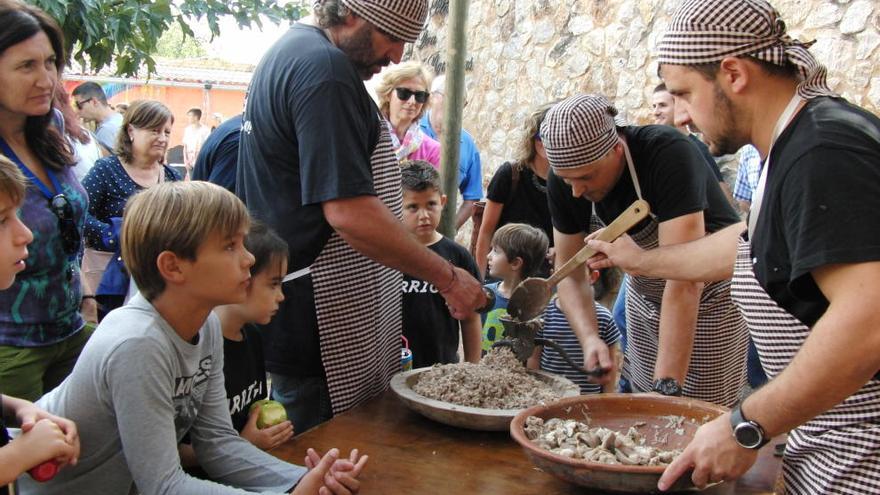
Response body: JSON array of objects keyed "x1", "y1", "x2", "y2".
[{"x1": 480, "y1": 282, "x2": 510, "y2": 353}]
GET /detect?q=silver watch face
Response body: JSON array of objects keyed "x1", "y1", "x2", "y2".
[{"x1": 734, "y1": 422, "x2": 763, "y2": 449}]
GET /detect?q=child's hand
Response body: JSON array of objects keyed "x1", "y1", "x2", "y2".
[
  {"x1": 241, "y1": 406, "x2": 294, "y2": 451},
  {"x1": 19, "y1": 419, "x2": 80, "y2": 469},
  {"x1": 290, "y1": 448, "x2": 338, "y2": 495},
  {"x1": 17, "y1": 403, "x2": 79, "y2": 466},
  {"x1": 304, "y1": 448, "x2": 368, "y2": 495}
]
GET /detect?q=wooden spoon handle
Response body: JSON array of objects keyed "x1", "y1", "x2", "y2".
[{"x1": 547, "y1": 199, "x2": 651, "y2": 286}]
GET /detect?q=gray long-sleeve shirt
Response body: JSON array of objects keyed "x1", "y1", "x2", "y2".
[{"x1": 19, "y1": 294, "x2": 305, "y2": 494}]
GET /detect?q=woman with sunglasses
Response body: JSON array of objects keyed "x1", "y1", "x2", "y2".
[
  {"x1": 0, "y1": 0, "x2": 92, "y2": 402},
  {"x1": 81, "y1": 100, "x2": 181, "y2": 319},
  {"x1": 375, "y1": 61, "x2": 440, "y2": 167}
]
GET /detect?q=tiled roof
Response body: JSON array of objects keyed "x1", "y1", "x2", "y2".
[{"x1": 66, "y1": 58, "x2": 254, "y2": 87}]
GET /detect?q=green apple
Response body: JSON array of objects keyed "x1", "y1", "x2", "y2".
[{"x1": 249, "y1": 399, "x2": 287, "y2": 429}]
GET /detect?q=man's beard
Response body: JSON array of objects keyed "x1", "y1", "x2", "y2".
[
  {"x1": 706, "y1": 83, "x2": 747, "y2": 156},
  {"x1": 338, "y1": 23, "x2": 391, "y2": 80}
]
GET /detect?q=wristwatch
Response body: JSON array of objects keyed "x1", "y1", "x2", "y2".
[
  {"x1": 651, "y1": 377, "x2": 683, "y2": 397},
  {"x1": 730, "y1": 403, "x2": 769, "y2": 449}
]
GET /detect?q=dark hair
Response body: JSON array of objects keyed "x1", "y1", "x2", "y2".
[
  {"x1": 491, "y1": 223, "x2": 549, "y2": 279},
  {"x1": 71, "y1": 81, "x2": 109, "y2": 105},
  {"x1": 663, "y1": 56, "x2": 800, "y2": 82},
  {"x1": 54, "y1": 86, "x2": 91, "y2": 145},
  {"x1": 313, "y1": 0, "x2": 352, "y2": 29},
  {"x1": 653, "y1": 82, "x2": 667, "y2": 93},
  {"x1": 115, "y1": 100, "x2": 174, "y2": 162},
  {"x1": 187, "y1": 108, "x2": 202, "y2": 119},
  {"x1": 0, "y1": 0, "x2": 72, "y2": 171},
  {"x1": 400, "y1": 160, "x2": 441, "y2": 193},
  {"x1": 245, "y1": 220, "x2": 289, "y2": 277}
]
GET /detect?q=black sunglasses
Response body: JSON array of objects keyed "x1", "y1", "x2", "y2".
[
  {"x1": 394, "y1": 87, "x2": 429, "y2": 104},
  {"x1": 74, "y1": 98, "x2": 93, "y2": 110},
  {"x1": 49, "y1": 194, "x2": 81, "y2": 256}
]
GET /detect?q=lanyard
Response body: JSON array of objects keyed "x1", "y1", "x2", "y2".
[
  {"x1": 0, "y1": 135, "x2": 62, "y2": 199},
  {"x1": 747, "y1": 95, "x2": 804, "y2": 239}
]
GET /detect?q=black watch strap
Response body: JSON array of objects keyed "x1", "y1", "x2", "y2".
[{"x1": 730, "y1": 403, "x2": 769, "y2": 449}]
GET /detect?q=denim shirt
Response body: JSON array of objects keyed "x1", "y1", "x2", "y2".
[{"x1": 0, "y1": 165, "x2": 87, "y2": 346}]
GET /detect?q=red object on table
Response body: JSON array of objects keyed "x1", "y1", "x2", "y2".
[{"x1": 28, "y1": 461, "x2": 58, "y2": 482}]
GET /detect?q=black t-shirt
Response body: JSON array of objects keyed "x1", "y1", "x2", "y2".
[
  {"x1": 486, "y1": 162, "x2": 554, "y2": 246},
  {"x1": 224, "y1": 325, "x2": 267, "y2": 432},
  {"x1": 751, "y1": 97, "x2": 880, "y2": 327},
  {"x1": 402, "y1": 237, "x2": 480, "y2": 368},
  {"x1": 688, "y1": 134, "x2": 724, "y2": 181},
  {"x1": 236, "y1": 23, "x2": 381, "y2": 376},
  {"x1": 549, "y1": 125, "x2": 740, "y2": 235},
  {"x1": 192, "y1": 114, "x2": 242, "y2": 193}
]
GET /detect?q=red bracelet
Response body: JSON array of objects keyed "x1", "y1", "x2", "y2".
[{"x1": 437, "y1": 261, "x2": 457, "y2": 294}]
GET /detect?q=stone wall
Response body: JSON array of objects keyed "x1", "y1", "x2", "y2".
[{"x1": 409, "y1": 0, "x2": 880, "y2": 181}]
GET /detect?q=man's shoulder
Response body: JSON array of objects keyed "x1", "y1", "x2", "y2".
[
  {"x1": 100, "y1": 112, "x2": 123, "y2": 129},
  {"x1": 786, "y1": 97, "x2": 880, "y2": 153}
]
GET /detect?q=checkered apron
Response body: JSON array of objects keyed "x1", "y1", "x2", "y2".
[
  {"x1": 310, "y1": 113, "x2": 404, "y2": 415},
  {"x1": 614, "y1": 143, "x2": 748, "y2": 407},
  {"x1": 731, "y1": 238, "x2": 880, "y2": 494}
]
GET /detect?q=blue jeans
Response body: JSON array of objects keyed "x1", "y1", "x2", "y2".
[
  {"x1": 269, "y1": 373, "x2": 333, "y2": 434},
  {"x1": 612, "y1": 277, "x2": 632, "y2": 393}
]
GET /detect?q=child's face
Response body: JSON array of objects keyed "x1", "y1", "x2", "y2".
[
  {"x1": 487, "y1": 245, "x2": 517, "y2": 280},
  {"x1": 183, "y1": 226, "x2": 255, "y2": 307},
  {"x1": 0, "y1": 195, "x2": 33, "y2": 290},
  {"x1": 401, "y1": 188, "x2": 446, "y2": 244},
  {"x1": 240, "y1": 256, "x2": 287, "y2": 325}
]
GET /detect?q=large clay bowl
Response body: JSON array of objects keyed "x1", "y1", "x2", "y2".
[
  {"x1": 389, "y1": 367, "x2": 580, "y2": 431},
  {"x1": 510, "y1": 394, "x2": 727, "y2": 493}
]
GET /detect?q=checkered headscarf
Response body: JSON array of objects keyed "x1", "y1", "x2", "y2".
[
  {"x1": 657, "y1": 0, "x2": 836, "y2": 99},
  {"x1": 540, "y1": 94, "x2": 620, "y2": 169},
  {"x1": 340, "y1": 0, "x2": 427, "y2": 43}
]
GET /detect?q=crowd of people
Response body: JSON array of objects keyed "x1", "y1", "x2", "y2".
[{"x1": 1, "y1": 0, "x2": 879, "y2": 494}]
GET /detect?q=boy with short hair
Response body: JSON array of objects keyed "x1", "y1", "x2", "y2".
[
  {"x1": 399, "y1": 161, "x2": 481, "y2": 367},
  {"x1": 0, "y1": 157, "x2": 79, "y2": 493},
  {"x1": 20, "y1": 182, "x2": 364, "y2": 494},
  {"x1": 481, "y1": 223, "x2": 549, "y2": 352}
]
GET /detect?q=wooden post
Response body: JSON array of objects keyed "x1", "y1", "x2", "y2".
[{"x1": 438, "y1": 0, "x2": 469, "y2": 237}]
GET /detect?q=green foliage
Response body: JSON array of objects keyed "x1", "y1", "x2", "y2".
[
  {"x1": 32, "y1": 0, "x2": 308, "y2": 76},
  {"x1": 155, "y1": 22, "x2": 207, "y2": 59}
]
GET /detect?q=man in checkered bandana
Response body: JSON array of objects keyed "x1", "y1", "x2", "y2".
[
  {"x1": 542, "y1": 93, "x2": 746, "y2": 411},
  {"x1": 237, "y1": 0, "x2": 486, "y2": 431},
  {"x1": 586, "y1": 1, "x2": 880, "y2": 493}
]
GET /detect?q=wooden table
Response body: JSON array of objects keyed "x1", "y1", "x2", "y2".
[{"x1": 272, "y1": 391, "x2": 782, "y2": 494}]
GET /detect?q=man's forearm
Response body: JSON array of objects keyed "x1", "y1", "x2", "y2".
[
  {"x1": 455, "y1": 200, "x2": 476, "y2": 230},
  {"x1": 323, "y1": 195, "x2": 453, "y2": 288},
  {"x1": 629, "y1": 222, "x2": 743, "y2": 282},
  {"x1": 654, "y1": 280, "x2": 702, "y2": 383},
  {"x1": 743, "y1": 263, "x2": 880, "y2": 437}
]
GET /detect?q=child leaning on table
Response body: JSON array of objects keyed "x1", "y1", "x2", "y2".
[
  {"x1": 399, "y1": 160, "x2": 482, "y2": 367},
  {"x1": 18, "y1": 182, "x2": 366, "y2": 495},
  {"x1": 0, "y1": 157, "x2": 80, "y2": 492},
  {"x1": 179, "y1": 221, "x2": 294, "y2": 468},
  {"x1": 527, "y1": 269, "x2": 621, "y2": 394},
  {"x1": 481, "y1": 223, "x2": 549, "y2": 353}
]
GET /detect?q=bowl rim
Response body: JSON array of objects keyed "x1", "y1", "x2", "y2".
[
  {"x1": 509, "y1": 393, "x2": 728, "y2": 474},
  {"x1": 389, "y1": 366, "x2": 581, "y2": 417}
]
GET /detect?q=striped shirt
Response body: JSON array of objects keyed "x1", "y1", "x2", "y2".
[
  {"x1": 733, "y1": 145, "x2": 762, "y2": 202},
  {"x1": 537, "y1": 298, "x2": 620, "y2": 394}
]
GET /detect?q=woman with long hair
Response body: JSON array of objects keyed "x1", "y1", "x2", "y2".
[
  {"x1": 474, "y1": 103, "x2": 555, "y2": 277},
  {"x1": 0, "y1": 0, "x2": 91, "y2": 401}
]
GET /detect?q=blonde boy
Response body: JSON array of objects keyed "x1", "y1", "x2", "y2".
[{"x1": 20, "y1": 182, "x2": 364, "y2": 494}]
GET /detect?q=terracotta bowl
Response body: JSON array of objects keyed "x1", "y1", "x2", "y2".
[
  {"x1": 389, "y1": 367, "x2": 580, "y2": 431},
  {"x1": 510, "y1": 394, "x2": 727, "y2": 493}
]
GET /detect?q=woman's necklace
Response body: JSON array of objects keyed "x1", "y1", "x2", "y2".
[{"x1": 531, "y1": 172, "x2": 547, "y2": 194}]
